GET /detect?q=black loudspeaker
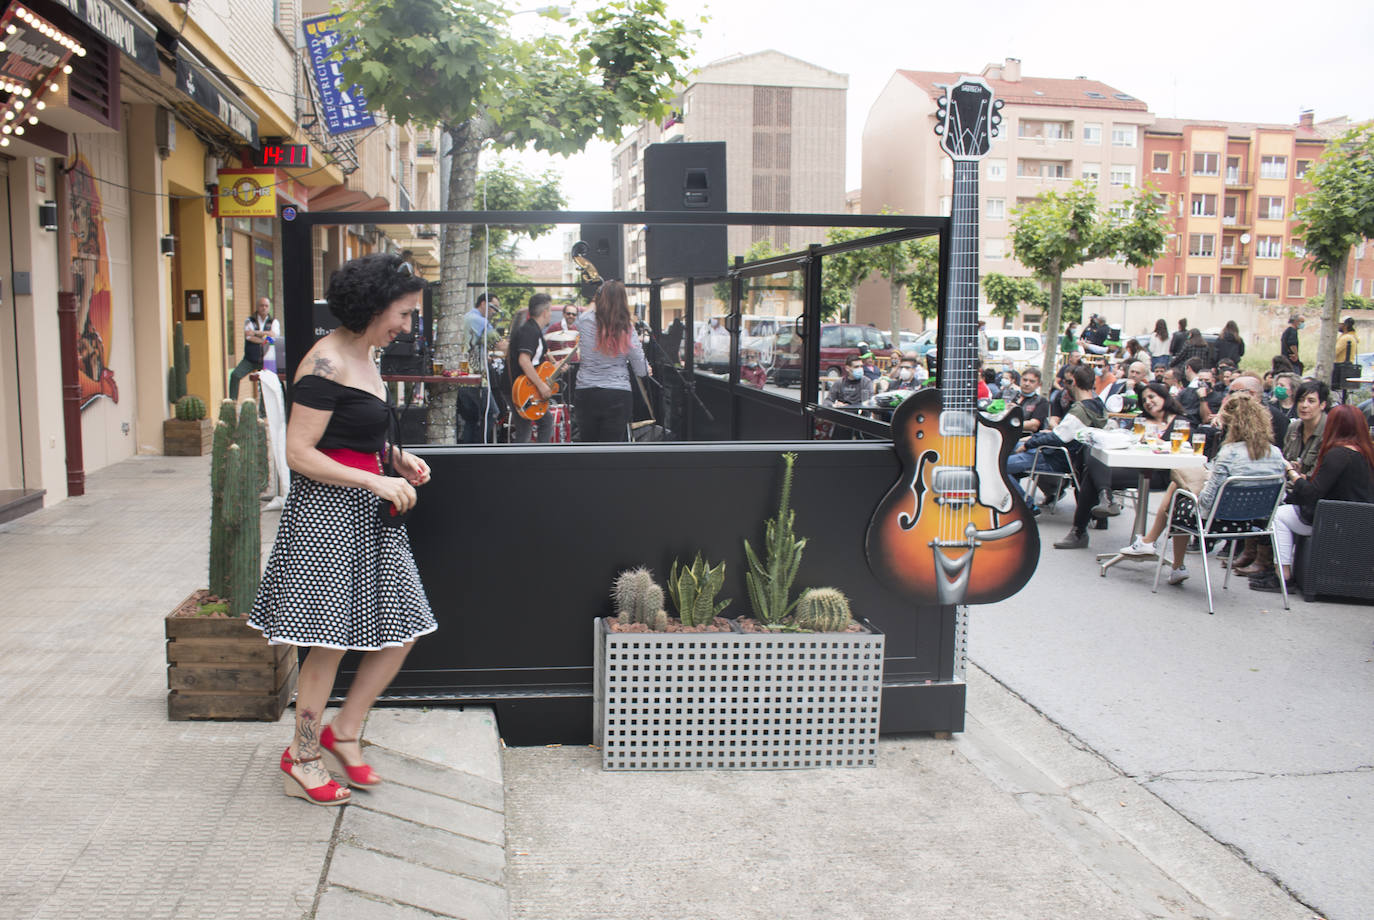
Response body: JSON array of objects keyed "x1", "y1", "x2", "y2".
[
  {"x1": 577, "y1": 224, "x2": 624, "y2": 282},
  {"x1": 644, "y1": 142, "x2": 727, "y2": 280}
]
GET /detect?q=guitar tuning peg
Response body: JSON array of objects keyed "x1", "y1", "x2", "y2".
[{"x1": 934, "y1": 125, "x2": 944, "y2": 135}]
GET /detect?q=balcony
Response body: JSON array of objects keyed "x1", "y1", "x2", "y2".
[
  {"x1": 1220, "y1": 247, "x2": 1249, "y2": 267},
  {"x1": 415, "y1": 142, "x2": 437, "y2": 173},
  {"x1": 1224, "y1": 169, "x2": 1252, "y2": 188}
]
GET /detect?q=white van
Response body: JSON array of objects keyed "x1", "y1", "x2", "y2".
[{"x1": 985, "y1": 331, "x2": 1044, "y2": 370}]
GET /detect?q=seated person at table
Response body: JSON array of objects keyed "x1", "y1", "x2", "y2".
[
  {"x1": 856, "y1": 345, "x2": 882, "y2": 382},
  {"x1": 823, "y1": 354, "x2": 873, "y2": 409},
  {"x1": 740, "y1": 348, "x2": 767, "y2": 389},
  {"x1": 1054, "y1": 382, "x2": 1186, "y2": 549},
  {"x1": 878, "y1": 354, "x2": 925, "y2": 393},
  {"x1": 1251, "y1": 405, "x2": 1374, "y2": 592},
  {"x1": 1007, "y1": 368, "x2": 1051, "y2": 434},
  {"x1": 1119, "y1": 395, "x2": 1284, "y2": 585},
  {"x1": 1006, "y1": 364, "x2": 1106, "y2": 506},
  {"x1": 982, "y1": 368, "x2": 1002, "y2": 399}
]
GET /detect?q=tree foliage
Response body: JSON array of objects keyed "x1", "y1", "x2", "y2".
[
  {"x1": 1293, "y1": 123, "x2": 1374, "y2": 381},
  {"x1": 981, "y1": 272, "x2": 1046, "y2": 323},
  {"x1": 819, "y1": 225, "x2": 939, "y2": 336},
  {"x1": 714, "y1": 239, "x2": 790, "y2": 308},
  {"x1": 1060, "y1": 280, "x2": 1109, "y2": 326},
  {"x1": 472, "y1": 159, "x2": 566, "y2": 256},
  {"x1": 1009, "y1": 180, "x2": 1168, "y2": 382},
  {"x1": 333, "y1": 0, "x2": 697, "y2": 441}
]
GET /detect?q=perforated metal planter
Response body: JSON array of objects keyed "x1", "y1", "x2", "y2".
[{"x1": 593, "y1": 618, "x2": 884, "y2": 771}]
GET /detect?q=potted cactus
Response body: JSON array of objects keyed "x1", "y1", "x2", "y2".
[
  {"x1": 165, "y1": 399, "x2": 296, "y2": 720},
  {"x1": 163, "y1": 323, "x2": 214, "y2": 455},
  {"x1": 593, "y1": 453, "x2": 885, "y2": 771}
]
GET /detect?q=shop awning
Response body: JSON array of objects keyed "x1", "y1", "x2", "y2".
[
  {"x1": 308, "y1": 186, "x2": 391, "y2": 212},
  {"x1": 173, "y1": 47, "x2": 258, "y2": 147}
]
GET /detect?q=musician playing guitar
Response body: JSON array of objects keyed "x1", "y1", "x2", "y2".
[{"x1": 508, "y1": 294, "x2": 556, "y2": 443}]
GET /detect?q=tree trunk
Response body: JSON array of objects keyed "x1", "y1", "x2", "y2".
[
  {"x1": 889, "y1": 281, "x2": 901, "y2": 353},
  {"x1": 1313, "y1": 254, "x2": 1347, "y2": 385},
  {"x1": 427, "y1": 118, "x2": 486, "y2": 443},
  {"x1": 1040, "y1": 270, "x2": 1064, "y2": 386}
]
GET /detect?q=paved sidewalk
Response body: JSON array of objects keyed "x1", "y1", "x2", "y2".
[{"x1": 0, "y1": 455, "x2": 1329, "y2": 920}]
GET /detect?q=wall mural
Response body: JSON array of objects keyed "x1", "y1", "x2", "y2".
[{"x1": 68, "y1": 154, "x2": 119, "y2": 409}]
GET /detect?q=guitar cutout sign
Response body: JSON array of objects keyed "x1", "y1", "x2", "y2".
[{"x1": 864, "y1": 77, "x2": 1040, "y2": 605}]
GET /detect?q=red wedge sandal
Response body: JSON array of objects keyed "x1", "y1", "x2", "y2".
[
  {"x1": 321, "y1": 724, "x2": 381, "y2": 788},
  {"x1": 280, "y1": 748, "x2": 350, "y2": 806}
]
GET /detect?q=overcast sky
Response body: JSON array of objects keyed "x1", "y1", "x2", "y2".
[{"x1": 500, "y1": 0, "x2": 1371, "y2": 257}]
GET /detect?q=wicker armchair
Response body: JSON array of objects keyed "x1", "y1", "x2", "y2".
[{"x1": 1293, "y1": 500, "x2": 1374, "y2": 603}]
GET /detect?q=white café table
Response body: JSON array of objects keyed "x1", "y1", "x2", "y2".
[{"x1": 1090, "y1": 441, "x2": 1208, "y2": 576}]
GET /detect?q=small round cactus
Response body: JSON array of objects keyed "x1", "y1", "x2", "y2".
[
  {"x1": 175, "y1": 394, "x2": 207, "y2": 421},
  {"x1": 794, "y1": 587, "x2": 852, "y2": 632}
]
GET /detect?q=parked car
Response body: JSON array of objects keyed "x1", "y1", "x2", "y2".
[
  {"x1": 693, "y1": 314, "x2": 791, "y2": 371},
  {"x1": 898, "y1": 328, "x2": 938, "y2": 360},
  {"x1": 773, "y1": 324, "x2": 896, "y2": 386},
  {"x1": 984, "y1": 331, "x2": 1044, "y2": 370}
]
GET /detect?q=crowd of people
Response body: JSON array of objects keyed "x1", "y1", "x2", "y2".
[{"x1": 1000, "y1": 312, "x2": 1374, "y2": 596}]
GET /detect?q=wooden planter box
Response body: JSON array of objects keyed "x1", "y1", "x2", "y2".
[
  {"x1": 166, "y1": 599, "x2": 297, "y2": 721},
  {"x1": 163, "y1": 418, "x2": 214, "y2": 456},
  {"x1": 593, "y1": 617, "x2": 885, "y2": 771}
]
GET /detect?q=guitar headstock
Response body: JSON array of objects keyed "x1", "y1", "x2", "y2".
[{"x1": 935, "y1": 77, "x2": 1003, "y2": 162}]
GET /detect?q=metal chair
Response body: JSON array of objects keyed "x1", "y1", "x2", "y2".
[
  {"x1": 1152, "y1": 474, "x2": 1288, "y2": 614},
  {"x1": 1026, "y1": 444, "x2": 1081, "y2": 512}
]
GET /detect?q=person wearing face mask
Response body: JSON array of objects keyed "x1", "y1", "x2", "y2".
[
  {"x1": 1280, "y1": 314, "x2": 1304, "y2": 375},
  {"x1": 884, "y1": 355, "x2": 926, "y2": 393},
  {"x1": 1008, "y1": 368, "x2": 1050, "y2": 433},
  {"x1": 824, "y1": 354, "x2": 873, "y2": 409},
  {"x1": 1270, "y1": 373, "x2": 1299, "y2": 419},
  {"x1": 740, "y1": 348, "x2": 766, "y2": 388}
]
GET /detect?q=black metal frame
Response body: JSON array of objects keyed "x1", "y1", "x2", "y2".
[{"x1": 279, "y1": 208, "x2": 963, "y2": 744}]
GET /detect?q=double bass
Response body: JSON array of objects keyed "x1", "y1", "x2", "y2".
[{"x1": 865, "y1": 77, "x2": 1040, "y2": 605}]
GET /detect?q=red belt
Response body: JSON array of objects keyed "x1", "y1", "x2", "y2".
[{"x1": 320, "y1": 448, "x2": 383, "y2": 475}]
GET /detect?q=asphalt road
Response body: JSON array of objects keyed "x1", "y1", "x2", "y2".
[{"x1": 972, "y1": 504, "x2": 1374, "y2": 920}]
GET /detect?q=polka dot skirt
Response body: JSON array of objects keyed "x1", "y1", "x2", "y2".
[{"x1": 249, "y1": 474, "x2": 437, "y2": 650}]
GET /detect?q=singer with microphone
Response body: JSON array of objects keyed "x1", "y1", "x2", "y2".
[{"x1": 573, "y1": 280, "x2": 649, "y2": 442}]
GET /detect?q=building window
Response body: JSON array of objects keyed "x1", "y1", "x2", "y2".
[
  {"x1": 1188, "y1": 233, "x2": 1216, "y2": 257},
  {"x1": 939, "y1": 196, "x2": 952, "y2": 216},
  {"x1": 1254, "y1": 276, "x2": 1279, "y2": 299},
  {"x1": 1083, "y1": 123, "x2": 1102, "y2": 145},
  {"x1": 1018, "y1": 159, "x2": 1066, "y2": 179},
  {"x1": 1023, "y1": 313, "x2": 1042, "y2": 333},
  {"x1": 1187, "y1": 274, "x2": 1215, "y2": 295},
  {"x1": 1192, "y1": 152, "x2": 1220, "y2": 176},
  {"x1": 1111, "y1": 124, "x2": 1137, "y2": 147},
  {"x1": 1225, "y1": 156, "x2": 1243, "y2": 184},
  {"x1": 1109, "y1": 165, "x2": 1135, "y2": 187},
  {"x1": 986, "y1": 158, "x2": 1006, "y2": 181},
  {"x1": 1258, "y1": 196, "x2": 1285, "y2": 220},
  {"x1": 1256, "y1": 235, "x2": 1284, "y2": 259},
  {"x1": 1152, "y1": 152, "x2": 1170, "y2": 172},
  {"x1": 1287, "y1": 277, "x2": 1304, "y2": 298},
  {"x1": 1107, "y1": 281, "x2": 1130, "y2": 295},
  {"x1": 986, "y1": 198, "x2": 1006, "y2": 220},
  {"x1": 1291, "y1": 238, "x2": 1306, "y2": 258},
  {"x1": 1018, "y1": 119, "x2": 1072, "y2": 139},
  {"x1": 941, "y1": 158, "x2": 953, "y2": 179},
  {"x1": 1357, "y1": 242, "x2": 1366, "y2": 259},
  {"x1": 1081, "y1": 162, "x2": 1101, "y2": 182},
  {"x1": 1260, "y1": 155, "x2": 1288, "y2": 179},
  {"x1": 1295, "y1": 159, "x2": 1312, "y2": 179},
  {"x1": 1356, "y1": 278, "x2": 1365, "y2": 295},
  {"x1": 1191, "y1": 194, "x2": 1218, "y2": 217},
  {"x1": 1148, "y1": 273, "x2": 1165, "y2": 292},
  {"x1": 984, "y1": 238, "x2": 1005, "y2": 259}
]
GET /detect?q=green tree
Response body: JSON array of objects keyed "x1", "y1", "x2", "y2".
[
  {"x1": 981, "y1": 272, "x2": 1046, "y2": 323},
  {"x1": 1010, "y1": 180, "x2": 1168, "y2": 383},
  {"x1": 1293, "y1": 123, "x2": 1374, "y2": 382},
  {"x1": 470, "y1": 159, "x2": 566, "y2": 269},
  {"x1": 819, "y1": 225, "x2": 939, "y2": 339},
  {"x1": 1307, "y1": 292, "x2": 1372, "y2": 311},
  {"x1": 714, "y1": 239, "x2": 787, "y2": 309},
  {"x1": 1060, "y1": 279, "x2": 1108, "y2": 326},
  {"x1": 335, "y1": 0, "x2": 696, "y2": 440}
]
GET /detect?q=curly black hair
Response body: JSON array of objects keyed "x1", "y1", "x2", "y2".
[{"x1": 326, "y1": 252, "x2": 426, "y2": 333}]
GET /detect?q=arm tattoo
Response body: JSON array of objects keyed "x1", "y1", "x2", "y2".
[{"x1": 310, "y1": 355, "x2": 338, "y2": 380}]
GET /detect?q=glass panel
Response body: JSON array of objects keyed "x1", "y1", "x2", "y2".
[
  {"x1": 740, "y1": 267, "x2": 803, "y2": 400},
  {"x1": 690, "y1": 280, "x2": 729, "y2": 380}
]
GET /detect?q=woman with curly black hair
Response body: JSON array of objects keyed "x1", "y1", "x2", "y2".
[{"x1": 249, "y1": 252, "x2": 436, "y2": 807}]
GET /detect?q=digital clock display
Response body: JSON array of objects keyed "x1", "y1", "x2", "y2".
[{"x1": 257, "y1": 144, "x2": 312, "y2": 168}]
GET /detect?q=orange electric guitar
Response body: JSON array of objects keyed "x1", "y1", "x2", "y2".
[
  {"x1": 511, "y1": 343, "x2": 579, "y2": 421},
  {"x1": 864, "y1": 77, "x2": 1039, "y2": 605}
]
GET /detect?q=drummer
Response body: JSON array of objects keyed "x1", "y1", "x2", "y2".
[{"x1": 544, "y1": 303, "x2": 581, "y2": 407}]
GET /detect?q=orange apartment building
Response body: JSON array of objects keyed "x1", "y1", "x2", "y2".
[{"x1": 1140, "y1": 113, "x2": 1374, "y2": 307}]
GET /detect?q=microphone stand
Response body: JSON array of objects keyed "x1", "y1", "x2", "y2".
[{"x1": 638, "y1": 323, "x2": 714, "y2": 427}]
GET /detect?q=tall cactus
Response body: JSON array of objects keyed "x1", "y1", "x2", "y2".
[
  {"x1": 612, "y1": 567, "x2": 667, "y2": 630},
  {"x1": 668, "y1": 553, "x2": 731, "y2": 628},
  {"x1": 167, "y1": 321, "x2": 190, "y2": 404},
  {"x1": 794, "y1": 587, "x2": 853, "y2": 632},
  {"x1": 744, "y1": 452, "x2": 807, "y2": 625},
  {"x1": 209, "y1": 399, "x2": 265, "y2": 616}
]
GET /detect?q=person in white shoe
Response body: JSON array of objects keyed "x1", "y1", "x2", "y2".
[{"x1": 1119, "y1": 396, "x2": 1284, "y2": 584}]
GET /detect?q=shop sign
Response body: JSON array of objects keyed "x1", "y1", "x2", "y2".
[
  {"x1": 176, "y1": 51, "x2": 258, "y2": 146},
  {"x1": 216, "y1": 168, "x2": 276, "y2": 218},
  {"x1": 0, "y1": 3, "x2": 81, "y2": 149},
  {"x1": 44, "y1": 0, "x2": 159, "y2": 74},
  {"x1": 301, "y1": 13, "x2": 375, "y2": 135}
]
